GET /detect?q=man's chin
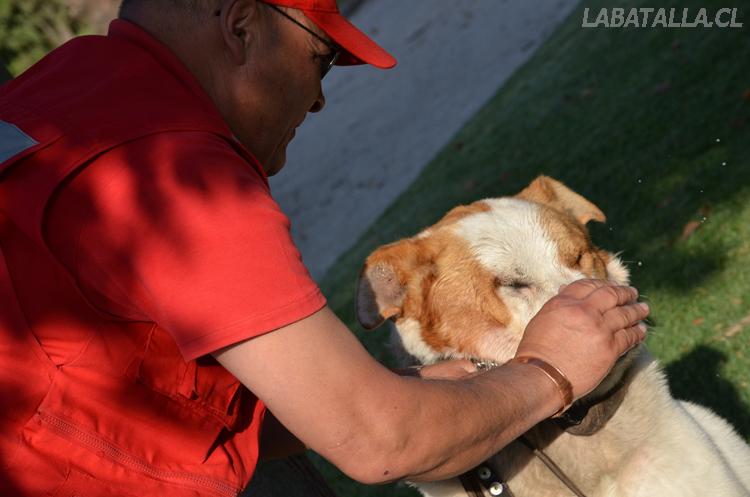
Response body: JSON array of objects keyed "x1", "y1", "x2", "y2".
[{"x1": 265, "y1": 152, "x2": 287, "y2": 177}]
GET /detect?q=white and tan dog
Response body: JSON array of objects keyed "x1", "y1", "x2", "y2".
[{"x1": 356, "y1": 176, "x2": 750, "y2": 497}]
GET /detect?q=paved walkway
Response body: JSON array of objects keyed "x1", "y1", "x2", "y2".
[{"x1": 271, "y1": 0, "x2": 580, "y2": 280}]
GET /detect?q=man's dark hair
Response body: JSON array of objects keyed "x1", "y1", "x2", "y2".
[{"x1": 119, "y1": 0, "x2": 216, "y2": 18}]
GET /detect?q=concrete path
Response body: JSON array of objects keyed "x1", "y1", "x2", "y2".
[{"x1": 271, "y1": 0, "x2": 580, "y2": 280}]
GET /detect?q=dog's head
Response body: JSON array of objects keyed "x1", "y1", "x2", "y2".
[{"x1": 357, "y1": 176, "x2": 630, "y2": 365}]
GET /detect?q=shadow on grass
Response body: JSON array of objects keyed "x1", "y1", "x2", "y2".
[{"x1": 667, "y1": 345, "x2": 750, "y2": 440}]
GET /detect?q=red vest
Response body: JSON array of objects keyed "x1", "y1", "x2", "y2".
[{"x1": 0, "y1": 21, "x2": 266, "y2": 497}]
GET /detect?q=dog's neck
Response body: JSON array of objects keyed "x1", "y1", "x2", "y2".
[{"x1": 553, "y1": 368, "x2": 631, "y2": 435}]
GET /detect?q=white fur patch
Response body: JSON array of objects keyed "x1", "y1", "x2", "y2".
[
  {"x1": 473, "y1": 324, "x2": 522, "y2": 362},
  {"x1": 456, "y1": 198, "x2": 583, "y2": 288},
  {"x1": 606, "y1": 255, "x2": 630, "y2": 285},
  {"x1": 394, "y1": 317, "x2": 443, "y2": 364}
]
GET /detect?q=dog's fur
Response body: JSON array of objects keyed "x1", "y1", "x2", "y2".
[{"x1": 357, "y1": 176, "x2": 750, "y2": 497}]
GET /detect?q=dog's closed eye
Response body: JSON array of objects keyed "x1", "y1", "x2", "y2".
[{"x1": 493, "y1": 277, "x2": 531, "y2": 291}]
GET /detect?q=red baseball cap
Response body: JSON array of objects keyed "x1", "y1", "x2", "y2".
[{"x1": 264, "y1": 0, "x2": 397, "y2": 69}]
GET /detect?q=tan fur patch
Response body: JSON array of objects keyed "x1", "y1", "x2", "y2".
[
  {"x1": 358, "y1": 238, "x2": 432, "y2": 329},
  {"x1": 517, "y1": 176, "x2": 606, "y2": 225},
  {"x1": 536, "y1": 205, "x2": 609, "y2": 279},
  {"x1": 398, "y1": 230, "x2": 512, "y2": 357},
  {"x1": 358, "y1": 201, "x2": 493, "y2": 334},
  {"x1": 430, "y1": 201, "x2": 491, "y2": 231}
]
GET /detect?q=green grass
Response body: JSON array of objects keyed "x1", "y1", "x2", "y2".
[{"x1": 309, "y1": 0, "x2": 750, "y2": 495}]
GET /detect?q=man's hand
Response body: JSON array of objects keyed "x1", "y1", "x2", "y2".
[
  {"x1": 515, "y1": 279, "x2": 649, "y2": 400},
  {"x1": 418, "y1": 360, "x2": 478, "y2": 380}
]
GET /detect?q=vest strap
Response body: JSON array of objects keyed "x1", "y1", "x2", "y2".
[{"x1": 0, "y1": 120, "x2": 38, "y2": 164}]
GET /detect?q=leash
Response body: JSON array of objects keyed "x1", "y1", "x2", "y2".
[
  {"x1": 518, "y1": 436, "x2": 588, "y2": 497},
  {"x1": 458, "y1": 359, "x2": 591, "y2": 497},
  {"x1": 458, "y1": 435, "x2": 589, "y2": 497}
]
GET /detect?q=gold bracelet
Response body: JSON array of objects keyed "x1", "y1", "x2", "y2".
[{"x1": 512, "y1": 356, "x2": 574, "y2": 417}]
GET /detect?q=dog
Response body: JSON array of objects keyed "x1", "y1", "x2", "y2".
[{"x1": 356, "y1": 176, "x2": 750, "y2": 497}]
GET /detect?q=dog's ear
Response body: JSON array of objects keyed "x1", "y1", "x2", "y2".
[
  {"x1": 356, "y1": 239, "x2": 423, "y2": 330},
  {"x1": 517, "y1": 175, "x2": 606, "y2": 225}
]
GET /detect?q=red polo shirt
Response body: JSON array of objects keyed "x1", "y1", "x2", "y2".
[
  {"x1": 0, "y1": 19, "x2": 326, "y2": 495},
  {"x1": 44, "y1": 21, "x2": 327, "y2": 361}
]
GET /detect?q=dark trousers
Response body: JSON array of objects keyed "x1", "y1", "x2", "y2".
[{"x1": 242, "y1": 455, "x2": 338, "y2": 497}]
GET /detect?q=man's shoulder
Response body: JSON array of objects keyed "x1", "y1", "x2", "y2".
[
  {"x1": 1, "y1": 22, "x2": 233, "y2": 155},
  {"x1": 82, "y1": 131, "x2": 269, "y2": 203}
]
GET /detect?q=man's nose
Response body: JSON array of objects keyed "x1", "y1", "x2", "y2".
[{"x1": 309, "y1": 88, "x2": 326, "y2": 113}]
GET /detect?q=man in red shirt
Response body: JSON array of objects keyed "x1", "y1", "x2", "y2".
[{"x1": 0, "y1": 0, "x2": 649, "y2": 495}]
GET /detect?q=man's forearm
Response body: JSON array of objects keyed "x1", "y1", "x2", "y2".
[
  {"x1": 322, "y1": 359, "x2": 560, "y2": 483},
  {"x1": 215, "y1": 308, "x2": 562, "y2": 484},
  {"x1": 406, "y1": 361, "x2": 560, "y2": 481}
]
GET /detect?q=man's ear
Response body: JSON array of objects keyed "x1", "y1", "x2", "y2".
[
  {"x1": 220, "y1": 0, "x2": 260, "y2": 65},
  {"x1": 356, "y1": 239, "x2": 424, "y2": 330},
  {"x1": 516, "y1": 175, "x2": 606, "y2": 225}
]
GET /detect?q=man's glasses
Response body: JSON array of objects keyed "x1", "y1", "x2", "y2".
[{"x1": 264, "y1": 3, "x2": 341, "y2": 79}]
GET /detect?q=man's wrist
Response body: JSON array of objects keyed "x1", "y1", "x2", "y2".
[{"x1": 510, "y1": 356, "x2": 573, "y2": 417}]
